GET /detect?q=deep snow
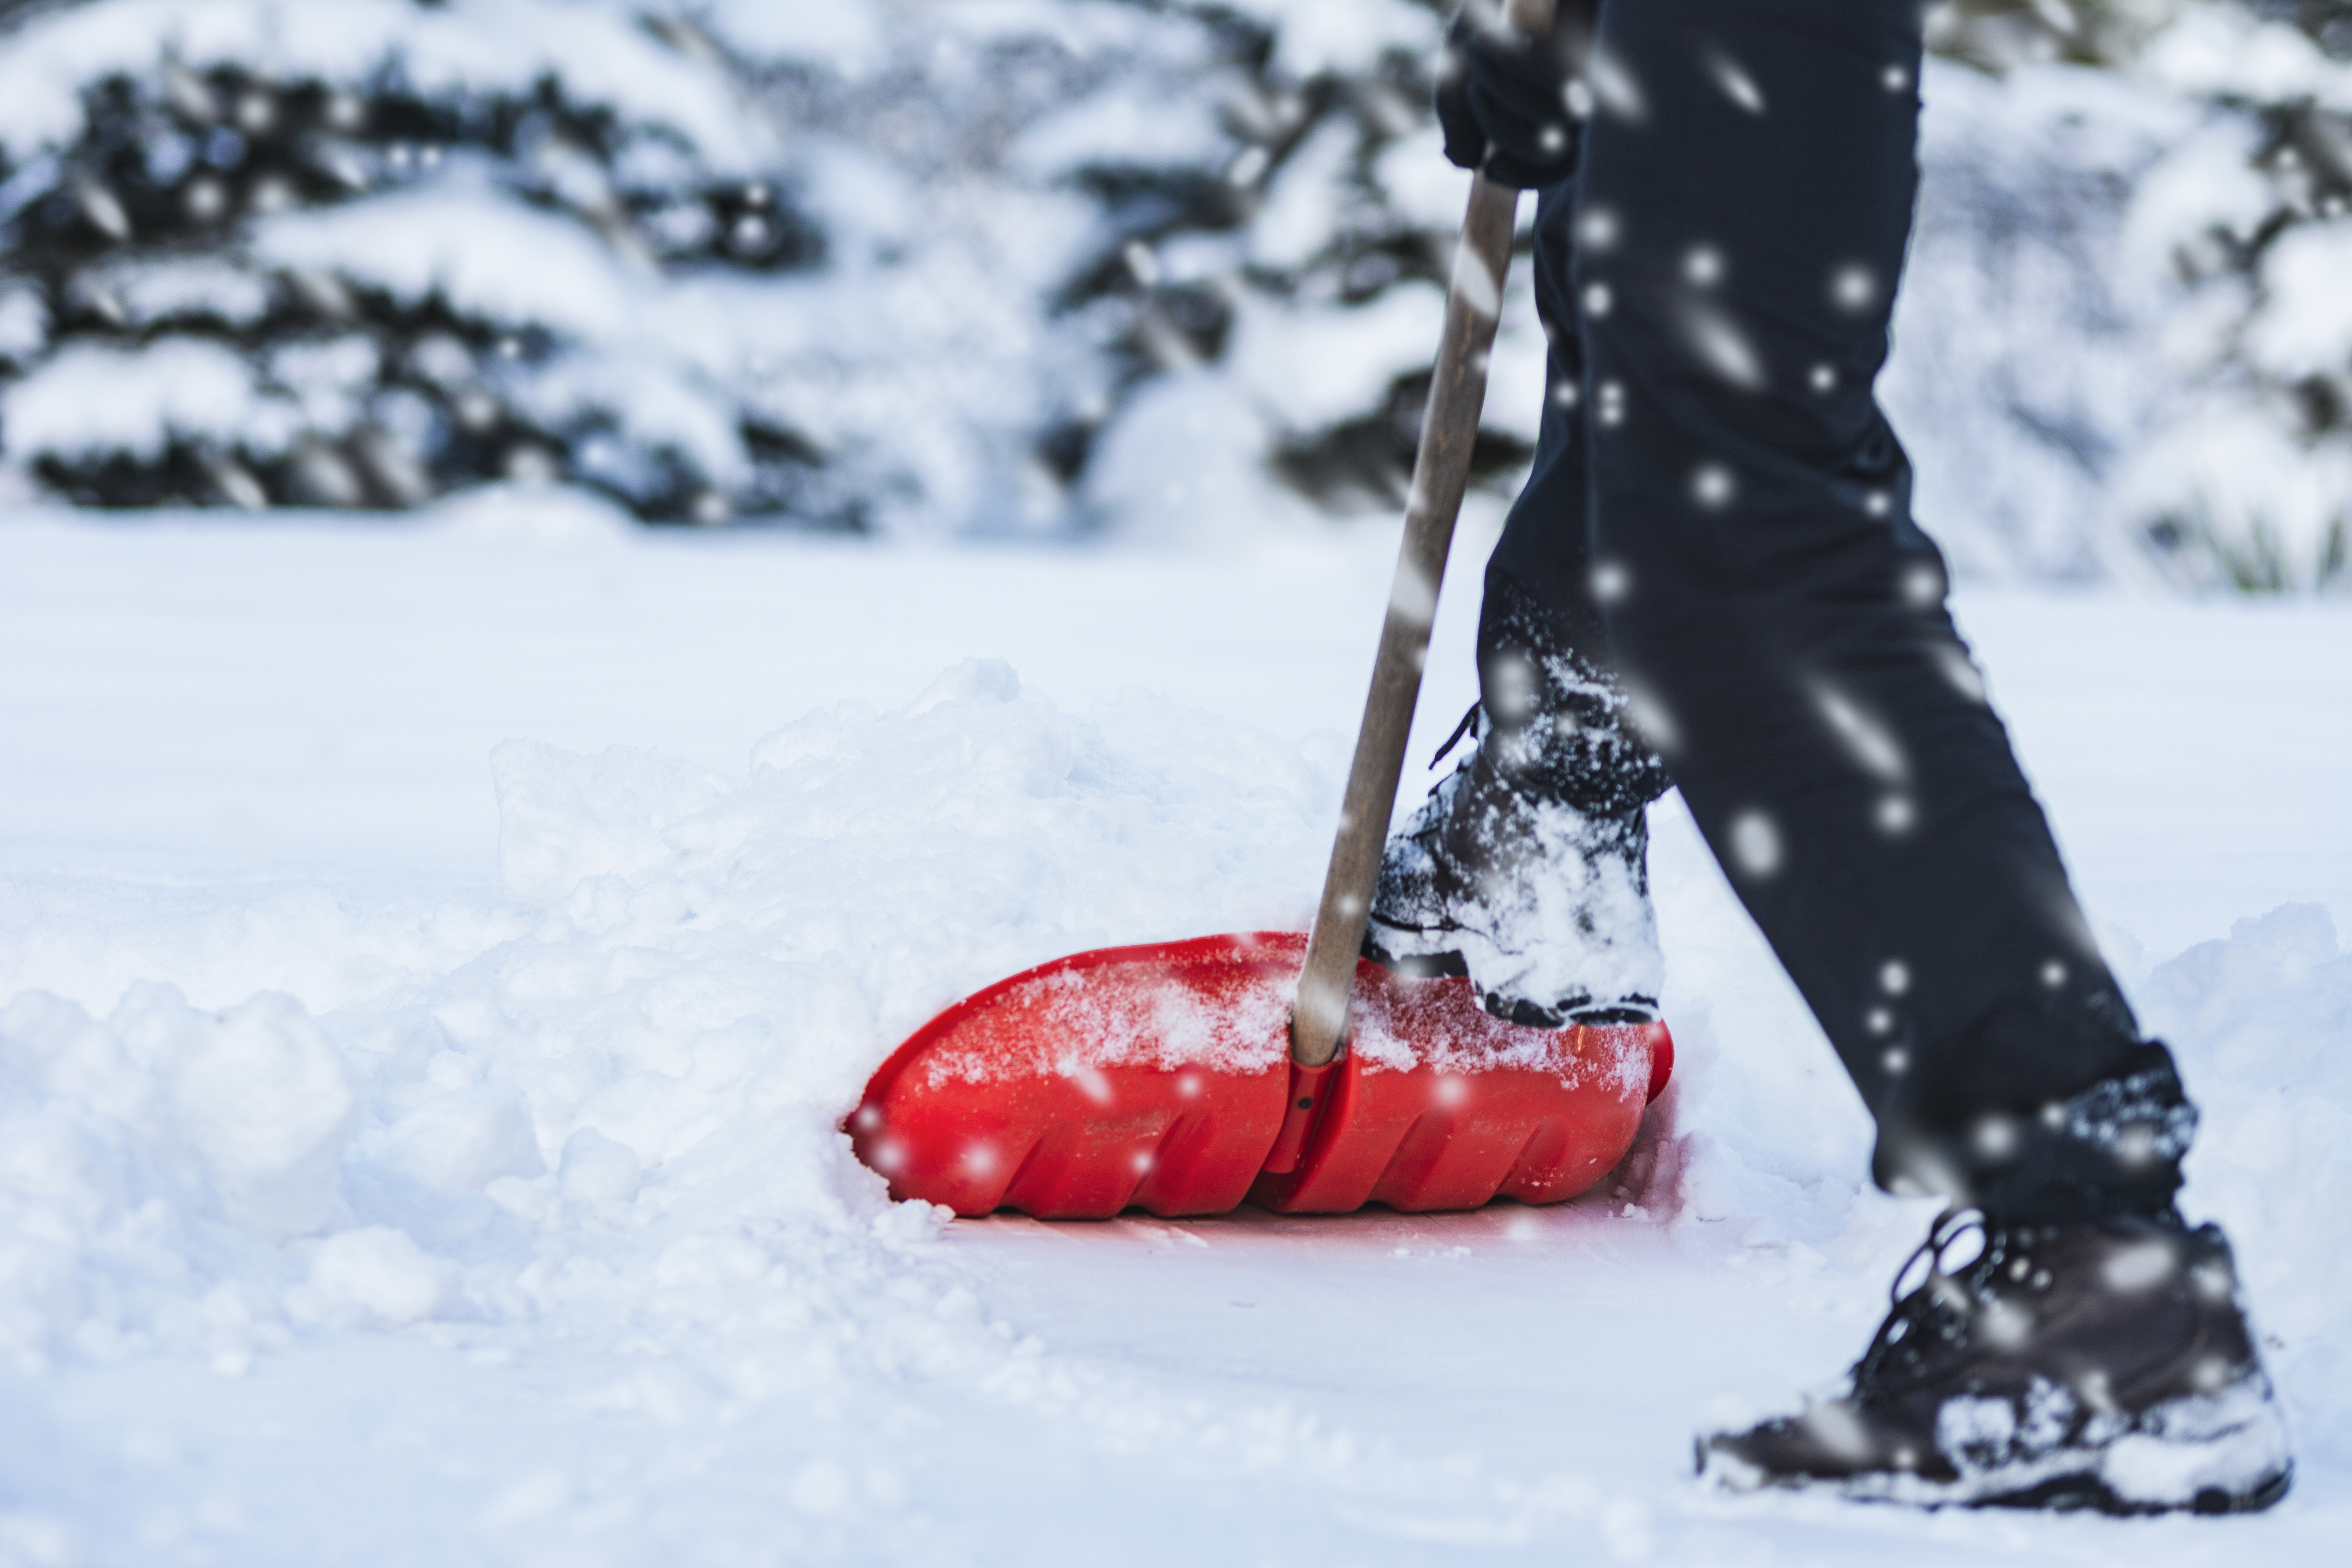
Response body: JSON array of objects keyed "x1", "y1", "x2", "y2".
[{"x1": 2, "y1": 501, "x2": 2349, "y2": 1565}]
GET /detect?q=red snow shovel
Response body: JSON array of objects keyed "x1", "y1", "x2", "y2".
[{"x1": 850, "y1": 0, "x2": 1672, "y2": 1219}]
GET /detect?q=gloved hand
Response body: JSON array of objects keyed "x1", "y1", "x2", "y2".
[{"x1": 1434, "y1": 2, "x2": 1598, "y2": 190}]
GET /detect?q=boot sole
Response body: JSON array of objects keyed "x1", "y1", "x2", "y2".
[{"x1": 1697, "y1": 1390, "x2": 2295, "y2": 1516}]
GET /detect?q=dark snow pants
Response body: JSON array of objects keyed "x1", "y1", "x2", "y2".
[{"x1": 1485, "y1": 0, "x2": 2191, "y2": 1220}]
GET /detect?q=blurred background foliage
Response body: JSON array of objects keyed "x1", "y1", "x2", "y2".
[{"x1": 0, "y1": 0, "x2": 2345, "y2": 589}]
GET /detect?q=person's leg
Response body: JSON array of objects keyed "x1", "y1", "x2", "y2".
[
  {"x1": 1575, "y1": 0, "x2": 2184, "y2": 1219},
  {"x1": 1481, "y1": 181, "x2": 1670, "y2": 813},
  {"x1": 1363, "y1": 176, "x2": 1674, "y2": 1024},
  {"x1": 1483, "y1": 183, "x2": 1610, "y2": 675},
  {"x1": 1572, "y1": 0, "x2": 2289, "y2": 1508}
]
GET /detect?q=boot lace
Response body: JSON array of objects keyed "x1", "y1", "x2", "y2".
[
  {"x1": 1850, "y1": 1207, "x2": 2025, "y2": 1402},
  {"x1": 1429, "y1": 702, "x2": 1482, "y2": 770}
]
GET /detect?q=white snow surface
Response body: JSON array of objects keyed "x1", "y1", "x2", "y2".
[{"x1": 1, "y1": 500, "x2": 2348, "y2": 1563}]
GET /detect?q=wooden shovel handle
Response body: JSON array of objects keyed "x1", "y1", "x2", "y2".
[{"x1": 1292, "y1": 0, "x2": 1556, "y2": 1067}]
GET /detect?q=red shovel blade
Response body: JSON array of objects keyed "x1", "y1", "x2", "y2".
[
  {"x1": 850, "y1": 934, "x2": 1295, "y2": 1219},
  {"x1": 849, "y1": 932, "x2": 1671, "y2": 1220},
  {"x1": 1250, "y1": 974, "x2": 1666, "y2": 1214}
]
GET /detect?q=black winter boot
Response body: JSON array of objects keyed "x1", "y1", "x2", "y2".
[
  {"x1": 1364, "y1": 581, "x2": 1671, "y2": 1027},
  {"x1": 1699, "y1": 1207, "x2": 2293, "y2": 1513}
]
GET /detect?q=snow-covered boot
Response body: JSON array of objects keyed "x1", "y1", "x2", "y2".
[
  {"x1": 1699, "y1": 1207, "x2": 2294, "y2": 1514},
  {"x1": 1363, "y1": 599, "x2": 1671, "y2": 1027}
]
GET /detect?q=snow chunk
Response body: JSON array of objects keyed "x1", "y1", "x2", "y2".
[
  {"x1": 375, "y1": 1087, "x2": 543, "y2": 1195},
  {"x1": 0, "y1": 984, "x2": 348, "y2": 1360},
  {"x1": 492, "y1": 741, "x2": 731, "y2": 907},
  {"x1": 173, "y1": 993, "x2": 354, "y2": 1239},
  {"x1": 558, "y1": 1127, "x2": 641, "y2": 1204},
  {"x1": 304, "y1": 1227, "x2": 454, "y2": 1328}
]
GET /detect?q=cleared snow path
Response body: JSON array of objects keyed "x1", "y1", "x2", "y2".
[{"x1": 2, "y1": 506, "x2": 2348, "y2": 1565}]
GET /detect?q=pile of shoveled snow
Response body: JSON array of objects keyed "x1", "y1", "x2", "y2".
[
  {"x1": 0, "y1": 659, "x2": 1335, "y2": 1369},
  {"x1": 2137, "y1": 902, "x2": 2352, "y2": 1457}
]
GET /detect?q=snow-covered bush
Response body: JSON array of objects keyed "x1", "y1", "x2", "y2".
[
  {"x1": 1, "y1": 0, "x2": 2345, "y2": 584},
  {"x1": 0, "y1": 0, "x2": 1508, "y2": 531},
  {"x1": 697, "y1": 0, "x2": 1522, "y2": 539},
  {"x1": 1905, "y1": 1, "x2": 2352, "y2": 592},
  {"x1": 2116, "y1": 0, "x2": 2352, "y2": 590},
  {"x1": 1885, "y1": 44, "x2": 2189, "y2": 584},
  {"x1": 1011, "y1": 0, "x2": 1542, "y2": 530},
  {"x1": 0, "y1": 1, "x2": 865, "y2": 522},
  {"x1": 617, "y1": 0, "x2": 1539, "y2": 536}
]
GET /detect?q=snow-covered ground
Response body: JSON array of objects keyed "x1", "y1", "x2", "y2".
[{"x1": 2, "y1": 500, "x2": 2348, "y2": 1564}]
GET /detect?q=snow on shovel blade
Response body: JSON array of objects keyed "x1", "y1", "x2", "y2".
[
  {"x1": 850, "y1": 934, "x2": 1295, "y2": 1219},
  {"x1": 848, "y1": 932, "x2": 1672, "y2": 1220}
]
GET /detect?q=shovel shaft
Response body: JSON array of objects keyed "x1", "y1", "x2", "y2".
[
  {"x1": 1292, "y1": 0, "x2": 1555, "y2": 1066},
  {"x1": 1292, "y1": 171, "x2": 1531, "y2": 1066}
]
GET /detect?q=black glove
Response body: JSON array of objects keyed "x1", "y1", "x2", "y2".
[{"x1": 1434, "y1": 2, "x2": 1598, "y2": 191}]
